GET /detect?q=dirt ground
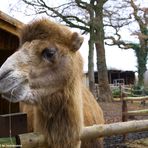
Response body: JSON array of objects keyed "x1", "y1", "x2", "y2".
[
  {"x1": 99, "y1": 101, "x2": 148, "y2": 148},
  {"x1": 99, "y1": 101, "x2": 148, "y2": 123}
]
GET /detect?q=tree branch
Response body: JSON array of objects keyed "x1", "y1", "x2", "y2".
[
  {"x1": 75, "y1": 0, "x2": 90, "y2": 11},
  {"x1": 130, "y1": 0, "x2": 144, "y2": 27},
  {"x1": 105, "y1": 36, "x2": 134, "y2": 49},
  {"x1": 105, "y1": 27, "x2": 140, "y2": 50},
  {"x1": 22, "y1": 0, "x2": 89, "y2": 32}
]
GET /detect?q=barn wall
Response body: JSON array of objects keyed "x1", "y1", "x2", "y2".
[
  {"x1": 84, "y1": 70, "x2": 135, "y2": 86},
  {"x1": 108, "y1": 70, "x2": 135, "y2": 85},
  {"x1": 0, "y1": 28, "x2": 19, "y2": 115}
]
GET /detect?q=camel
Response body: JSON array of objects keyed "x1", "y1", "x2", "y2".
[{"x1": 0, "y1": 19, "x2": 104, "y2": 148}]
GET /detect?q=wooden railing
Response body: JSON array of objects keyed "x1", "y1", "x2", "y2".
[
  {"x1": 16, "y1": 120, "x2": 148, "y2": 147},
  {"x1": 120, "y1": 85, "x2": 148, "y2": 122},
  {"x1": 0, "y1": 86, "x2": 148, "y2": 147},
  {"x1": 0, "y1": 112, "x2": 27, "y2": 137}
]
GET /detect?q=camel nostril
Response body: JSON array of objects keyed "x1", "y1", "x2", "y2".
[{"x1": 0, "y1": 70, "x2": 13, "y2": 81}]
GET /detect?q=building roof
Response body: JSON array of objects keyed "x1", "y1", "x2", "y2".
[{"x1": 0, "y1": 10, "x2": 24, "y2": 36}]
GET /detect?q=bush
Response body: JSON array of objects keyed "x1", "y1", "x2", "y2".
[
  {"x1": 144, "y1": 87, "x2": 148, "y2": 95},
  {"x1": 112, "y1": 88, "x2": 120, "y2": 98},
  {"x1": 131, "y1": 85, "x2": 144, "y2": 95}
]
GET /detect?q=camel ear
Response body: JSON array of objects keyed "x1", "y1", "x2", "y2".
[{"x1": 71, "y1": 32, "x2": 84, "y2": 51}]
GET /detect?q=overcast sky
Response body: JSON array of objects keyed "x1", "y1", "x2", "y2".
[{"x1": 1, "y1": 0, "x2": 146, "y2": 72}]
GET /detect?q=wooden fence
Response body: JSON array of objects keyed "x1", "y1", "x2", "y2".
[
  {"x1": 0, "y1": 113, "x2": 148, "y2": 147},
  {"x1": 0, "y1": 85, "x2": 148, "y2": 147},
  {"x1": 0, "y1": 113, "x2": 27, "y2": 138},
  {"x1": 120, "y1": 85, "x2": 148, "y2": 122},
  {"x1": 16, "y1": 120, "x2": 148, "y2": 147},
  {"x1": 119, "y1": 85, "x2": 148, "y2": 140}
]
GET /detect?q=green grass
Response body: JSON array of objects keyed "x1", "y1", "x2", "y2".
[{"x1": 0, "y1": 137, "x2": 16, "y2": 144}]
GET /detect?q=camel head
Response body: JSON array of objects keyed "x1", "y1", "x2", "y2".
[{"x1": 0, "y1": 19, "x2": 84, "y2": 104}]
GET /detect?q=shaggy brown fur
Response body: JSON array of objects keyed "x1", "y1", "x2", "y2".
[{"x1": 19, "y1": 19, "x2": 105, "y2": 148}]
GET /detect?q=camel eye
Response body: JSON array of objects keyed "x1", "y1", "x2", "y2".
[{"x1": 42, "y1": 47, "x2": 56, "y2": 60}]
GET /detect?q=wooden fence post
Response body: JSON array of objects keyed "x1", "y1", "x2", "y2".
[
  {"x1": 120, "y1": 85, "x2": 128, "y2": 141},
  {"x1": 121, "y1": 86, "x2": 128, "y2": 122}
]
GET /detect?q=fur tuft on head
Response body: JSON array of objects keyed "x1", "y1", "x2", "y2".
[
  {"x1": 20, "y1": 19, "x2": 84, "y2": 52},
  {"x1": 20, "y1": 19, "x2": 72, "y2": 47},
  {"x1": 20, "y1": 19, "x2": 52, "y2": 45}
]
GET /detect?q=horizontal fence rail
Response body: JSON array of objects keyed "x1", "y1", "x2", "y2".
[{"x1": 16, "y1": 120, "x2": 148, "y2": 148}]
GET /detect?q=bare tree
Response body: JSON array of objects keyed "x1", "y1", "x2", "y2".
[
  {"x1": 12, "y1": 0, "x2": 112, "y2": 101},
  {"x1": 76, "y1": 0, "x2": 112, "y2": 101},
  {"x1": 105, "y1": 0, "x2": 148, "y2": 86}
]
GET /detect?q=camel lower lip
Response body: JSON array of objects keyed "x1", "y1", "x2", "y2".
[
  {"x1": 0, "y1": 80, "x2": 28, "y2": 102},
  {"x1": 0, "y1": 77, "x2": 27, "y2": 94},
  {"x1": 1, "y1": 86, "x2": 18, "y2": 99}
]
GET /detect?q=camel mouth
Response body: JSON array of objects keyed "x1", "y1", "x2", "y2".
[
  {"x1": 0, "y1": 74, "x2": 24, "y2": 92},
  {"x1": 1, "y1": 80, "x2": 29, "y2": 103},
  {"x1": 0, "y1": 70, "x2": 28, "y2": 102}
]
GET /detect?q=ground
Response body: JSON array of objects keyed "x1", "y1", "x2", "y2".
[
  {"x1": 99, "y1": 101, "x2": 148, "y2": 148},
  {"x1": 99, "y1": 101, "x2": 148, "y2": 124}
]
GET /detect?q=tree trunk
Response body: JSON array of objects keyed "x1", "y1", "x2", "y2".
[
  {"x1": 95, "y1": 42, "x2": 112, "y2": 102},
  {"x1": 88, "y1": 39, "x2": 95, "y2": 96},
  {"x1": 94, "y1": 3, "x2": 112, "y2": 102},
  {"x1": 88, "y1": 15, "x2": 95, "y2": 96},
  {"x1": 87, "y1": 2, "x2": 99, "y2": 97},
  {"x1": 137, "y1": 56, "x2": 147, "y2": 87},
  {"x1": 136, "y1": 21, "x2": 148, "y2": 86},
  {"x1": 135, "y1": 47, "x2": 147, "y2": 86}
]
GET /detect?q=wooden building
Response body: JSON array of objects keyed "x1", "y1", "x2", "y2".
[
  {"x1": 84, "y1": 70, "x2": 135, "y2": 87},
  {"x1": 0, "y1": 11, "x2": 23, "y2": 114},
  {"x1": 107, "y1": 70, "x2": 135, "y2": 85}
]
